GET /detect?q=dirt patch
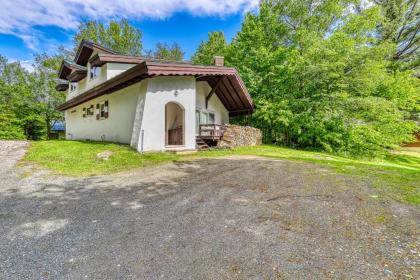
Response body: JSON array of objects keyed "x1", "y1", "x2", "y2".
[
  {"x1": 0, "y1": 142, "x2": 418, "y2": 279},
  {"x1": 0, "y1": 140, "x2": 28, "y2": 171}
]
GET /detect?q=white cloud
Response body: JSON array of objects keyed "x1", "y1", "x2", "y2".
[
  {"x1": 0, "y1": 0, "x2": 259, "y2": 49},
  {"x1": 8, "y1": 59, "x2": 35, "y2": 72},
  {"x1": 20, "y1": 60, "x2": 35, "y2": 72}
]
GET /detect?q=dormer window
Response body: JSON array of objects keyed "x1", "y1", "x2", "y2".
[
  {"x1": 70, "y1": 82, "x2": 77, "y2": 92},
  {"x1": 90, "y1": 66, "x2": 100, "y2": 80}
]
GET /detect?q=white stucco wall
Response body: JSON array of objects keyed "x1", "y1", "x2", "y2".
[
  {"x1": 66, "y1": 61, "x2": 135, "y2": 101},
  {"x1": 107, "y1": 63, "x2": 136, "y2": 79},
  {"x1": 134, "y1": 76, "x2": 197, "y2": 152},
  {"x1": 66, "y1": 63, "x2": 106, "y2": 101},
  {"x1": 196, "y1": 81, "x2": 229, "y2": 125},
  {"x1": 65, "y1": 76, "x2": 231, "y2": 152},
  {"x1": 65, "y1": 80, "x2": 147, "y2": 144},
  {"x1": 86, "y1": 63, "x2": 107, "y2": 89},
  {"x1": 67, "y1": 76, "x2": 87, "y2": 101}
]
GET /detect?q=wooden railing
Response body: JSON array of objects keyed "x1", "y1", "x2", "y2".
[{"x1": 199, "y1": 124, "x2": 227, "y2": 140}]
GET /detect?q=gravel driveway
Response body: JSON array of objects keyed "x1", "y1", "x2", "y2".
[{"x1": 0, "y1": 141, "x2": 419, "y2": 279}]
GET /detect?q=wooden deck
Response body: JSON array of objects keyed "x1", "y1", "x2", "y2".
[{"x1": 198, "y1": 124, "x2": 227, "y2": 141}]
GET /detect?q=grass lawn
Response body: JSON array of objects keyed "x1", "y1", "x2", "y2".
[
  {"x1": 24, "y1": 140, "x2": 181, "y2": 176},
  {"x1": 24, "y1": 140, "x2": 420, "y2": 205}
]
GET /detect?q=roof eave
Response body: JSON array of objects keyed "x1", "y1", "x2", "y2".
[
  {"x1": 89, "y1": 53, "x2": 144, "y2": 67},
  {"x1": 55, "y1": 82, "x2": 69, "y2": 91},
  {"x1": 57, "y1": 62, "x2": 254, "y2": 115},
  {"x1": 74, "y1": 39, "x2": 117, "y2": 66},
  {"x1": 57, "y1": 60, "x2": 87, "y2": 80},
  {"x1": 57, "y1": 62, "x2": 149, "y2": 111},
  {"x1": 67, "y1": 69, "x2": 87, "y2": 82}
]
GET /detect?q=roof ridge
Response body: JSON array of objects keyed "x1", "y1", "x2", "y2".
[{"x1": 80, "y1": 39, "x2": 118, "y2": 55}]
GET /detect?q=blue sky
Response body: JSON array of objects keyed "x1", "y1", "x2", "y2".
[
  {"x1": 0, "y1": 0, "x2": 258, "y2": 69},
  {"x1": 136, "y1": 12, "x2": 244, "y2": 57}
]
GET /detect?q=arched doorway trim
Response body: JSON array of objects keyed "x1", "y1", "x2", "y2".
[{"x1": 165, "y1": 101, "x2": 185, "y2": 146}]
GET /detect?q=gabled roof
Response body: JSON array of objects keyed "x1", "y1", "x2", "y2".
[
  {"x1": 57, "y1": 40, "x2": 115, "y2": 81},
  {"x1": 57, "y1": 61, "x2": 254, "y2": 116},
  {"x1": 67, "y1": 69, "x2": 88, "y2": 82},
  {"x1": 56, "y1": 40, "x2": 253, "y2": 116},
  {"x1": 88, "y1": 52, "x2": 194, "y2": 67},
  {"x1": 55, "y1": 79, "x2": 69, "y2": 91},
  {"x1": 57, "y1": 59, "x2": 87, "y2": 80},
  {"x1": 74, "y1": 39, "x2": 116, "y2": 66}
]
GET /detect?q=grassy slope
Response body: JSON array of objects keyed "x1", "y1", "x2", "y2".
[
  {"x1": 24, "y1": 141, "x2": 420, "y2": 205},
  {"x1": 24, "y1": 140, "x2": 180, "y2": 176}
]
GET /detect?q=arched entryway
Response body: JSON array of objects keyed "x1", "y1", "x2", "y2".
[{"x1": 165, "y1": 102, "x2": 184, "y2": 146}]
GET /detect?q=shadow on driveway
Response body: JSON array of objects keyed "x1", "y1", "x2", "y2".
[{"x1": 0, "y1": 153, "x2": 419, "y2": 279}]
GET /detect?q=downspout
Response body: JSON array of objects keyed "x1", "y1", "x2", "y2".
[{"x1": 140, "y1": 129, "x2": 144, "y2": 154}]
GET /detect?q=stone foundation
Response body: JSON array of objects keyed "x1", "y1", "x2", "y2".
[{"x1": 218, "y1": 125, "x2": 262, "y2": 148}]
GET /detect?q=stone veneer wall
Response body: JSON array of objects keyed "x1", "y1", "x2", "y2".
[{"x1": 218, "y1": 125, "x2": 262, "y2": 148}]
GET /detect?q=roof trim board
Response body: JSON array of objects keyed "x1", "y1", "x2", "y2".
[
  {"x1": 89, "y1": 53, "x2": 144, "y2": 67},
  {"x1": 67, "y1": 69, "x2": 88, "y2": 82},
  {"x1": 57, "y1": 60, "x2": 87, "y2": 80}
]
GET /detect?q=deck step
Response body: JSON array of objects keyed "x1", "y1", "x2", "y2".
[{"x1": 196, "y1": 137, "x2": 209, "y2": 150}]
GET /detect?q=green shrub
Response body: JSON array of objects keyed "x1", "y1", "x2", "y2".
[
  {"x1": 0, "y1": 107, "x2": 25, "y2": 140},
  {"x1": 23, "y1": 115, "x2": 47, "y2": 140}
]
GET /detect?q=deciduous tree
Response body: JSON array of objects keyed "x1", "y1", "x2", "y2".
[
  {"x1": 217, "y1": 0, "x2": 419, "y2": 156},
  {"x1": 192, "y1": 32, "x2": 228, "y2": 65},
  {"x1": 73, "y1": 19, "x2": 143, "y2": 56},
  {"x1": 149, "y1": 42, "x2": 185, "y2": 61}
]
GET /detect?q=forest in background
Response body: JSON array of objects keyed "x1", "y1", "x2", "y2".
[
  {"x1": 0, "y1": 0, "x2": 418, "y2": 157},
  {"x1": 0, "y1": 19, "x2": 184, "y2": 141}
]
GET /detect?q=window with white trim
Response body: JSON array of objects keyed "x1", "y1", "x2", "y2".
[
  {"x1": 200, "y1": 111, "x2": 215, "y2": 124},
  {"x1": 100, "y1": 103, "x2": 106, "y2": 118},
  {"x1": 196, "y1": 110, "x2": 215, "y2": 134},
  {"x1": 90, "y1": 66, "x2": 100, "y2": 80},
  {"x1": 70, "y1": 82, "x2": 77, "y2": 92}
]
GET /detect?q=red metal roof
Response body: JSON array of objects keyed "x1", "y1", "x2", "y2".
[
  {"x1": 56, "y1": 41, "x2": 253, "y2": 116},
  {"x1": 57, "y1": 61, "x2": 253, "y2": 116}
]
